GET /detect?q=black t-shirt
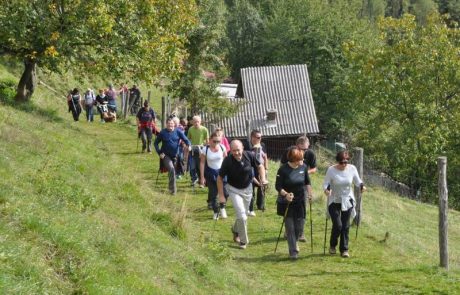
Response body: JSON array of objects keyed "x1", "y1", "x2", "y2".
[
  {"x1": 280, "y1": 146, "x2": 316, "y2": 170},
  {"x1": 219, "y1": 151, "x2": 260, "y2": 189},
  {"x1": 275, "y1": 163, "x2": 311, "y2": 203}
]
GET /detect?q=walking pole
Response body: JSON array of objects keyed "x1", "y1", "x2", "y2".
[
  {"x1": 324, "y1": 184, "x2": 330, "y2": 254},
  {"x1": 210, "y1": 206, "x2": 221, "y2": 240},
  {"x1": 309, "y1": 199, "x2": 313, "y2": 253},
  {"x1": 274, "y1": 199, "x2": 291, "y2": 254},
  {"x1": 355, "y1": 183, "x2": 364, "y2": 240},
  {"x1": 323, "y1": 218, "x2": 328, "y2": 255}
]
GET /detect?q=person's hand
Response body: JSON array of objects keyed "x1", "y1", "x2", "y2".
[
  {"x1": 324, "y1": 189, "x2": 331, "y2": 197},
  {"x1": 360, "y1": 184, "x2": 367, "y2": 194},
  {"x1": 306, "y1": 194, "x2": 313, "y2": 202},
  {"x1": 261, "y1": 178, "x2": 269, "y2": 186},
  {"x1": 200, "y1": 177, "x2": 206, "y2": 186},
  {"x1": 286, "y1": 192, "x2": 294, "y2": 202},
  {"x1": 160, "y1": 153, "x2": 165, "y2": 159},
  {"x1": 219, "y1": 195, "x2": 226, "y2": 204}
]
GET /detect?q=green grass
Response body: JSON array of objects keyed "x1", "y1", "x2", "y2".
[{"x1": 0, "y1": 68, "x2": 459, "y2": 294}]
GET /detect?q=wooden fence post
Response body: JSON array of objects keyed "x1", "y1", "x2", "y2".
[
  {"x1": 161, "y1": 96, "x2": 166, "y2": 128},
  {"x1": 438, "y1": 156, "x2": 448, "y2": 270},
  {"x1": 353, "y1": 148, "x2": 364, "y2": 225}
]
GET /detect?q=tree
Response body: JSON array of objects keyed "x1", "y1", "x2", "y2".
[
  {"x1": 0, "y1": 0, "x2": 197, "y2": 102},
  {"x1": 340, "y1": 13, "x2": 460, "y2": 205},
  {"x1": 170, "y1": 0, "x2": 238, "y2": 118}
]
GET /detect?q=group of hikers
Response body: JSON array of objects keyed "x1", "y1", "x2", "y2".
[
  {"x1": 66, "y1": 84, "x2": 141, "y2": 123},
  {"x1": 150, "y1": 112, "x2": 366, "y2": 259}
]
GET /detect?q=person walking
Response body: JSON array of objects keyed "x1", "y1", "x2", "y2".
[
  {"x1": 323, "y1": 150, "x2": 366, "y2": 258},
  {"x1": 154, "y1": 118, "x2": 191, "y2": 195},
  {"x1": 83, "y1": 88, "x2": 95, "y2": 122},
  {"x1": 244, "y1": 129, "x2": 268, "y2": 216},
  {"x1": 217, "y1": 140, "x2": 268, "y2": 249},
  {"x1": 187, "y1": 115, "x2": 209, "y2": 187},
  {"x1": 67, "y1": 88, "x2": 82, "y2": 121},
  {"x1": 200, "y1": 131, "x2": 228, "y2": 220},
  {"x1": 136, "y1": 100, "x2": 156, "y2": 153},
  {"x1": 281, "y1": 136, "x2": 317, "y2": 241},
  {"x1": 95, "y1": 89, "x2": 108, "y2": 123},
  {"x1": 276, "y1": 147, "x2": 313, "y2": 259}
]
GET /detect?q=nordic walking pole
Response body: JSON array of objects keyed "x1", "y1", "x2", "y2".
[
  {"x1": 210, "y1": 205, "x2": 222, "y2": 240},
  {"x1": 323, "y1": 218, "x2": 328, "y2": 255},
  {"x1": 309, "y1": 198, "x2": 313, "y2": 253},
  {"x1": 274, "y1": 197, "x2": 292, "y2": 253},
  {"x1": 324, "y1": 184, "x2": 330, "y2": 255},
  {"x1": 355, "y1": 183, "x2": 365, "y2": 240}
]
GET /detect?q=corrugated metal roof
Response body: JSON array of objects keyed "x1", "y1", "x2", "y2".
[{"x1": 215, "y1": 64, "x2": 319, "y2": 138}]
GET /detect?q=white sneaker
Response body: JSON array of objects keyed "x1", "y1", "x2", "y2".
[
  {"x1": 248, "y1": 211, "x2": 256, "y2": 217},
  {"x1": 220, "y1": 208, "x2": 228, "y2": 219},
  {"x1": 213, "y1": 213, "x2": 219, "y2": 220}
]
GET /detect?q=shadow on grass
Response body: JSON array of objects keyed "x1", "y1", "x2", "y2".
[{"x1": 1, "y1": 99, "x2": 63, "y2": 123}]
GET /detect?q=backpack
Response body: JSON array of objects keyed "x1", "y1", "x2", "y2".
[{"x1": 85, "y1": 92, "x2": 95, "y2": 106}]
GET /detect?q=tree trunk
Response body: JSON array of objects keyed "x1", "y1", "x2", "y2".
[{"x1": 15, "y1": 59, "x2": 37, "y2": 102}]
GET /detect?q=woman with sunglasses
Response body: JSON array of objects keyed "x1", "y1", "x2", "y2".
[
  {"x1": 323, "y1": 150, "x2": 366, "y2": 258},
  {"x1": 200, "y1": 131, "x2": 228, "y2": 220}
]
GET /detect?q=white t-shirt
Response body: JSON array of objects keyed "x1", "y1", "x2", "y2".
[
  {"x1": 323, "y1": 164, "x2": 362, "y2": 212},
  {"x1": 200, "y1": 144, "x2": 225, "y2": 170}
]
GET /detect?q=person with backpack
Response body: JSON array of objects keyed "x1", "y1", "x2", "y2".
[
  {"x1": 217, "y1": 140, "x2": 268, "y2": 249},
  {"x1": 154, "y1": 118, "x2": 191, "y2": 195},
  {"x1": 67, "y1": 88, "x2": 82, "y2": 121},
  {"x1": 136, "y1": 100, "x2": 156, "y2": 153},
  {"x1": 187, "y1": 115, "x2": 209, "y2": 187},
  {"x1": 244, "y1": 129, "x2": 269, "y2": 216},
  {"x1": 200, "y1": 131, "x2": 228, "y2": 220},
  {"x1": 129, "y1": 84, "x2": 141, "y2": 115},
  {"x1": 84, "y1": 88, "x2": 95, "y2": 122},
  {"x1": 276, "y1": 147, "x2": 313, "y2": 259}
]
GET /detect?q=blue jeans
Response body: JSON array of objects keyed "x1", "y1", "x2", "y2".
[{"x1": 85, "y1": 105, "x2": 94, "y2": 122}]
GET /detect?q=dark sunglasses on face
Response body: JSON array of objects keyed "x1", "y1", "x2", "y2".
[
  {"x1": 339, "y1": 160, "x2": 348, "y2": 165},
  {"x1": 213, "y1": 140, "x2": 221, "y2": 143}
]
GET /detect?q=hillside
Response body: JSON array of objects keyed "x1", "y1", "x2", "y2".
[{"x1": 1, "y1": 69, "x2": 460, "y2": 294}]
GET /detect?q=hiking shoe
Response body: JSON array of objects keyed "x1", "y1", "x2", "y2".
[
  {"x1": 191, "y1": 179, "x2": 198, "y2": 187},
  {"x1": 220, "y1": 208, "x2": 227, "y2": 219},
  {"x1": 248, "y1": 211, "x2": 256, "y2": 217},
  {"x1": 207, "y1": 202, "x2": 213, "y2": 210},
  {"x1": 232, "y1": 230, "x2": 240, "y2": 243},
  {"x1": 213, "y1": 213, "x2": 219, "y2": 220},
  {"x1": 239, "y1": 242, "x2": 246, "y2": 249},
  {"x1": 290, "y1": 253, "x2": 298, "y2": 260},
  {"x1": 329, "y1": 247, "x2": 336, "y2": 255},
  {"x1": 341, "y1": 251, "x2": 350, "y2": 258},
  {"x1": 298, "y1": 234, "x2": 307, "y2": 242}
]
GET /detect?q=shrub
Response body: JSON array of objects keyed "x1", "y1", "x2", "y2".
[{"x1": 0, "y1": 77, "x2": 17, "y2": 103}]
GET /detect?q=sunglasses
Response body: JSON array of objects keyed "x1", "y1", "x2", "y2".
[
  {"x1": 339, "y1": 160, "x2": 349, "y2": 165},
  {"x1": 212, "y1": 140, "x2": 221, "y2": 143},
  {"x1": 253, "y1": 136, "x2": 261, "y2": 139}
]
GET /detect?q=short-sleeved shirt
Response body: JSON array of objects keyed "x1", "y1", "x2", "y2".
[
  {"x1": 280, "y1": 146, "x2": 316, "y2": 170},
  {"x1": 219, "y1": 151, "x2": 260, "y2": 189},
  {"x1": 201, "y1": 144, "x2": 226, "y2": 170},
  {"x1": 187, "y1": 126, "x2": 209, "y2": 145}
]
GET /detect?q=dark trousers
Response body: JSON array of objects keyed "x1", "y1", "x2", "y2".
[
  {"x1": 189, "y1": 148, "x2": 201, "y2": 182},
  {"x1": 71, "y1": 104, "x2": 81, "y2": 121},
  {"x1": 249, "y1": 185, "x2": 265, "y2": 211},
  {"x1": 205, "y1": 174, "x2": 228, "y2": 213},
  {"x1": 162, "y1": 155, "x2": 176, "y2": 194},
  {"x1": 140, "y1": 127, "x2": 152, "y2": 152},
  {"x1": 328, "y1": 203, "x2": 353, "y2": 252},
  {"x1": 285, "y1": 217, "x2": 305, "y2": 256}
]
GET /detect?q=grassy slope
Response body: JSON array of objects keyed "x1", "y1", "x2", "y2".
[{"x1": 1, "y1": 69, "x2": 459, "y2": 294}]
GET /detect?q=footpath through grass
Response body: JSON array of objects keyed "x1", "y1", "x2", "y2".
[{"x1": 1, "y1": 85, "x2": 460, "y2": 294}]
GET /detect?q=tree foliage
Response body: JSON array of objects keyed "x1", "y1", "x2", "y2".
[
  {"x1": 340, "y1": 13, "x2": 460, "y2": 205},
  {"x1": 170, "y1": 0, "x2": 238, "y2": 119},
  {"x1": 0, "y1": 0, "x2": 197, "y2": 101}
]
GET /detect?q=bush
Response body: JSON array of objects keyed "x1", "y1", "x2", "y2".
[{"x1": 0, "y1": 77, "x2": 17, "y2": 103}]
